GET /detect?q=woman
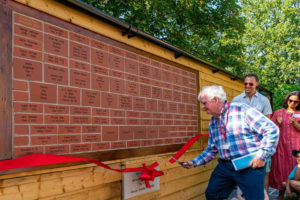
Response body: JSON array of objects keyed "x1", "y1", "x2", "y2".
[{"x1": 269, "y1": 91, "x2": 300, "y2": 200}]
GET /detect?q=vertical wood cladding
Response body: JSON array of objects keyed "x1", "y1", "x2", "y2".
[{"x1": 12, "y1": 12, "x2": 199, "y2": 158}]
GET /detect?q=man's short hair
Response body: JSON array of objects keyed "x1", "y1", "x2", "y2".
[
  {"x1": 245, "y1": 73, "x2": 259, "y2": 82},
  {"x1": 198, "y1": 85, "x2": 227, "y2": 102}
]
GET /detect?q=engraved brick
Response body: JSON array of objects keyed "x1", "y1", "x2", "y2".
[
  {"x1": 163, "y1": 89, "x2": 173, "y2": 100},
  {"x1": 133, "y1": 126, "x2": 147, "y2": 139},
  {"x1": 13, "y1": 80, "x2": 28, "y2": 91},
  {"x1": 125, "y1": 51, "x2": 138, "y2": 60},
  {"x1": 141, "y1": 140, "x2": 153, "y2": 146},
  {"x1": 159, "y1": 126, "x2": 169, "y2": 138},
  {"x1": 14, "y1": 13, "x2": 42, "y2": 30},
  {"x1": 127, "y1": 118, "x2": 140, "y2": 125},
  {"x1": 151, "y1": 60, "x2": 161, "y2": 68},
  {"x1": 139, "y1": 56, "x2": 150, "y2": 64},
  {"x1": 154, "y1": 139, "x2": 164, "y2": 145},
  {"x1": 109, "y1": 54, "x2": 124, "y2": 71},
  {"x1": 126, "y1": 111, "x2": 139, "y2": 118},
  {"x1": 14, "y1": 102, "x2": 42, "y2": 113},
  {"x1": 14, "y1": 125, "x2": 29, "y2": 135},
  {"x1": 92, "y1": 142, "x2": 110, "y2": 151},
  {"x1": 127, "y1": 140, "x2": 140, "y2": 147},
  {"x1": 14, "y1": 46, "x2": 42, "y2": 61},
  {"x1": 31, "y1": 125, "x2": 57, "y2": 134},
  {"x1": 111, "y1": 141, "x2": 126, "y2": 149},
  {"x1": 70, "y1": 106, "x2": 90, "y2": 115},
  {"x1": 92, "y1": 108, "x2": 109, "y2": 116},
  {"x1": 59, "y1": 135, "x2": 81, "y2": 144},
  {"x1": 147, "y1": 127, "x2": 158, "y2": 138},
  {"x1": 152, "y1": 86, "x2": 162, "y2": 99},
  {"x1": 30, "y1": 82, "x2": 56, "y2": 103},
  {"x1": 45, "y1": 64, "x2": 68, "y2": 85},
  {"x1": 110, "y1": 69, "x2": 124, "y2": 79},
  {"x1": 44, "y1": 23, "x2": 68, "y2": 38},
  {"x1": 119, "y1": 126, "x2": 133, "y2": 140},
  {"x1": 119, "y1": 95, "x2": 132, "y2": 110},
  {"x1": 14, "y1": 114, "x2": 43, "y2": 124},
  {"x1": 139, "y1": 64, "x2": 151, "y2": 78},
  {"x1": 70, "y1": 69, "x2": 90, "y2": 88},
  {"x1": 44, "y1": 34, "x2": 68, "y2": 57},
  {"x1": 140, "y1": 84, "x2": 151, "y2": 98},
  {"x1": 45, "y1": 145, "x2": 69, "y2": 154},
  {"x1": 110, "y1": 78, "x2": 124, "y2": 93},
  {"x1": 70, "y1": 42, "x2": 90, "y2": 63},
  {"x1": 126, "y1": 74, "x2": 138, "y2": 82},
  {"x1": 70, "y1": 59, "x2": 90, "y2": 72},
  {"x1": 13, "y1": 91, "x2": 28, "y2": 101},
  {"x1": 14, "y1": 24, "x2": 42, "y2": 40},
  {"x1": 13, "y1": 58, "x2": 42, "y2": 81},
  {"x1": 83, "y1": 134, "x2": 101, "y2": 142},
  {"x1": 71, "y1": 144, "x2": 91, "y2": 153},
  {"x1": 14, "y1": 146, "x2": 43, "y2": 158},
  {"x1": 146, "y1": 99, "x2": 157, "y2": 112},
  {"x1": 82, "y1": 90, "x2": 100, "y2": 107},
  {"x1": 45, "y1": 105, "x2": 69, "y2": 114},
  {"x1": 70, "y1": 32, "x2": 89, "y2": 45},
  {"x1": 91, "y1": 48, "x2": 108, "y2": 67},
  {"x1": 126, "y1": 81, "x2": 139, "y2": 96},
  {"x1": 169, "y1": 102, "x2": 178, "y2": 113},
  {"x1": 139, "y1": 77, "x2": 151, "y2": 85},
  {"x1": 141, "y1": 119, "x2": 152, "y2": 125},
  {"x1": 71, "y1": 116, "x2": 91, "y2": 124},
  {"x1": 110, "y1": 118, "x2": 125, "y2": 125},
  {"x1": 82, "y1": 126, "x2": 100, "y2": 133},
  {"x1": 102, "y1": 126, "x2": 118, "y2": 141},
  {"x1": 59, "y1": 125, "x2": 81, "y2": 134},
  {"x1": 31, "y1": 135, "x2": 57, "y2": 145},
  {"x1": 109, "y1": 46, "x2": 124, "y2": 56},
  {"x1": 162, "y1": 70, "x2": 172, "y2": 83},
  {"x1": 14, "y1": 35, "x2": 42, "y2": 51},
  {"x1": 45, "y1": 115, "x2": 69, "y2": 124},
  {"x1": 158, "y1": 100, "x2": 168, "y2": 112},
  {"x1": 141, "y1": 112, "x2": 152, "y2": 118},
  {"x1": 91, "y1": 40, "x2": 108, "y2": 51},
  {"x1": 101, "y1": 92, "x2": 118, "y2": 108},
  {"x1": 152, "y1": 67, "x2": 161, "y2": 80},
  {"x1": 91, "y1": 65, "x2": 109, "y2": 75},
  {"x1": 14, "y1": 136, "x2": 29, "y2": 146},
  {"x1": 133, "y1": 97, "x2": 146, "y2": 111},
  {"x1": 165, "y1": 138, "x2": 174, "y2": 144},
  {"x1": 92, "y1": 117, "x2": 109, "y2": 124},
  {"x1": 44, "y1": 54, "x2": 68, "y2": 67},
  {"x1": 91, "y1": 74, "x2": 109, "y2": 91},
  {"x1": 58, "y1": 86, "x2": 80, "y2": 105},
  {"x1": 125, "y1": 59, "x2": 139, "y2": 75}
]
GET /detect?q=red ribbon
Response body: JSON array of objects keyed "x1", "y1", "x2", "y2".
[
  {"x1": 169, "y1": 134, "x2": 209, "y2": 163},
  {"x1": 0, "y1": 154, "x2": 163, "y2": 188}
]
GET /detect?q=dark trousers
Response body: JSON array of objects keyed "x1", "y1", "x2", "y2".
[{"x1": 205, "y1": 158, "x2": 265, "y2": 200}]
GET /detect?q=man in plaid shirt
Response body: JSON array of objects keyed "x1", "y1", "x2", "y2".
[{"x1": 182, "y1": 85, "x2": 279, "y2": 200}]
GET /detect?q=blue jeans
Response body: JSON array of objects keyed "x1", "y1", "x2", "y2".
[{"x1": 205, "y1": 158, "x2": 265, "y2": 200}]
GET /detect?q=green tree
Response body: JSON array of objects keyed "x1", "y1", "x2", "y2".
[
  {"x1": 83, "y1": 0, "x2": 246, "y2": 72},
  {"x1": 240, "y1": 0, "x2": 300, "y2": 91}
]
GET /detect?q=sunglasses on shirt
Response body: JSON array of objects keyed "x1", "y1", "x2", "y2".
[
  {"x1": 244, "y1": 82, "x2": 254, "y2": 86},
  {"x1": 288, "y1": 99, "x2": 299, "y2": 104}
]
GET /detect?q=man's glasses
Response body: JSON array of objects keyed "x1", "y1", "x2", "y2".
[
  {"x1": 244, "y1": 82, "x2": 254, "y2": 86},
  {"x1": 288, "y1": 99, "x2": 299, "y2": 104}
]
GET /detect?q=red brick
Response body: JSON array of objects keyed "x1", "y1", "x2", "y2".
[
  {"x1": 14, "y1": 146, "x2": 43, "y2": 158},
  {"x1": 58, "y1": 86, "x2": 80, "y2": 105},
  {"x1": 139, "y1": 77, "x2": 151, "y2": 85},
  {"x1": 91, "y1": 40, "x2": 108, "y2": 51},
  {"x1": 126, "y1": 81, "x2": 139, "y2": 96},
  {"x1": 44, "y1": 23, "x2": 68, "y2": 38},
  {"x1": 125, "y1": 59, "x2": 138, "y2": 75},
  {"x1": 147, "y1": 127, "x2": 158, "y2": 138},
  {"x1": 14, "y1": 102, "x2": 42, "y2": 113},
  {"x1": 82, "y1": 126, "x2": 100, "y2": 133},
  {"x1": 92, "y1": 65, "x2": 109, "y2": 75},
  {"x1": 139, "y1": 56, "x2": 150, "y2": 64},
  {"x1": 30, "y1": 82, "x2": 57, "y2": 103},
  {"x1": 14, "y1": 46, "x2": 42, "y2": 61},
  {"x1": 173, "y1": 138, "x2": 182, "y2": 143},
  {"x1": 139, "y1": 64, "x2": 151, "y2": 78},
  {"x1": 92, "y1": 142, "x2": 110, "y2": 151},
  {"x1": 110, "y1": 118, "x2": 125, "y2": 125},
  {"x1": 31, "y1": 125, "x2": 57, "y2": 134},
  {"x1": 70, "y1": 32, "x2": 89, "y2": 45},
  {"x1": 92, "y1": 108, "x2": 109, "y2": 116},
  {"x1": 45, "y1": 145, "x2": 69, "y2": 154},
  {"x1": 14, "y1": 136, "x2": 29, "y2": 146},
  {"x1": 110, "y1": 70, "x2": 124, "y2": 79},
  {"x1": 70, "y1": 69, "x2": 90, "y2": 88},
  {"x1": 109, "y1": 54, "x2": 124, "y2": 71},
  {"x1": 140, "y1": 84, "x2": 151, "y2": 98},
  {"x1": 173, "y1": 74, "x2": 182, "y2": 85},
  {"x1": 14, "y1": 13, "x2": 42, "y2": 30},
  {"x1": 92, "y1": 117, "x2": 109, "y2": 124},
  {"x1": 152, "y1": 67, "x2": 161, "y2": 80},
  {"x1": 44, "y1": 53, "x2": 68, "y2": 67},
  {"x1": 165, "y1": 138, "x2": 174, "y2": 144},
  {"x1": 82, "y1": 89, "x2": 100, "y2": 107},
  {"x1": 178, "y1": 104, "x2": 185, "y2": 113},
  {"x1": 59, "y1": 125, "x2": 81, "y2": 134},
  {"x1": 70, "y1": 106, "x2": 90, "y2": 115},
  {"x1": 71, "y1": 144, "x2": 91, "y2": 153},
  {"x1": 127, "y1": 141, "x2": 140, "y2": 148},
  {"x1": 133, "y1": 126, "x2": 147, "y2": 139},
  {"x1": 14, "y1": 125, "x2": 29, "y2": 135},
  {"x1": 119, "y1": 126, "x2": 133, "y2": 140},
  {"x1": 44, "y1": 64, "x2": 68, "y2": 85},
  {"x1": 163, "y1": 89, "x2": 173, "y2": 101},
  {"x1": 110, "y1": 78, "x2": 124, "y2": 93},
  {"x1": 153, "y1": 120, "x2": 162, "y2": 125},
  {"x1": 109, "y1": 46, "x2": 124, "y2": 56},
  {"x1": 102, "y1": 126, "x2": 118, "y2": 141},
  {"x1": 59, "y1": 135, "x2": 81, "y2": 144},
  {"x1": 140, "y1": 119, "x2": 152, "y2": 125},
  {"x1": 14, "y1": 114, "x2": 43, "y2": 124},
  {"x1": 141, "y1": 112, "x2": 152, "y2": 118},
  {"x1": 44, "y1": 34, "x2": 68, "y2": 57},
  {"x1": 110, "y1": 110, "x2": 125, "y2": 117},
  {"x1": 91, "y1": 49, "x2": 108, "y2": 67},
  {"x1": 14, "y1": 35, "x2": 42, "y2": 51},
  {"x1": 101, "y1": 92, "x2": 118, "y2": 108},
  {"x1": 133, "y1": 97, "x2": 146, "y2": 111},
  {"x1": 14, "y1": 23, "x2": 43, "y2": 40},
  {"x1": 159, "y1": 126, "x2": 169, "y2": 138},
  {"x1": 70, "y1": 41, "x2": 90, "y2": 62},
  {"x1": 111, "y1": 141, "x2": 126, "y2": 149},
  {"x1": 146, "y1": 99, "x2": 157, "y2": 112},
  {"x1": 141, "y1": 140, "x2": 153, "y2": 146},
  {"x1": 31, "y1": 135, "x2": 57, "y2": 145},
  {"x1": 158, "y1": 101, "x2": 168, "y2": 112},
  {"x1": 162, "y1": 70, "x2": 172, "y2": 83},
  {"x1": 126, "y1": 74, "x2": 138, "y2": 82},
  {"x1": 45, "y1": 105, "x2": 69, "y2": 114},
  {"x1": 153, "y1": 113, "x2": 162, "y2": 118},
  {"x1": 126, "y1": 111, "x2": 140, "y2": 118},
  {"x1": 153, "y1": 139, "x2": 164, "y2": 145},
  {"x1": 92, "y1": 74, "x2": 109, "y2": 91},
  {"x1": 13, "y1": 58, "x2": 42, "y2": 81},
  {"x1": 83, "y1": 134, "x2": 101, "y2": 142},
  {"x1": 151, "y1": 60, "x2": 161, "y2": 68},
  {"x1": 127, "y1": 118, "x2": 140, "y2": 125},
  {"x1": 152, "y1": 87, "x2": 162, "y2": 99},
  {"x1": 70, "y1": 116, "x2": 91, "y2": 124},
  {"x1": 45, "y1": 115, "x2": 69, "y2": 124},
  {"x1": 13, "y1": 80, "x2": 28, "y2": 91},
  {"x1": 125, "y1": 51, "x2": 138, "y2": 60},
  {"x1": 70, "y1": 59, "x2": 90, "y2": 71},
  {"x1": 119, "y1": 95, "x2": 132, "y2": 110}
]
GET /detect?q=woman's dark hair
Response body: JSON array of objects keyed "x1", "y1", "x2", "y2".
[{"x1": 283, "y1": 91, "x2": 300, "y2": 110}]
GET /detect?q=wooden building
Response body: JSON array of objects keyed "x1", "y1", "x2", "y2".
[{"x1": 0, "y1": 0, "x2": 268, "y2": 199}]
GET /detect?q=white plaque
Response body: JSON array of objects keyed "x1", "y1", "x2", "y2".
[{"x1": 122, "y1": 167, "x2": 160, "y2": 200}]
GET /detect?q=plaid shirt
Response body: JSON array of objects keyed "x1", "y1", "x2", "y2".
[{"x1": 192, "y1": 101, "x2": 279, "y2": 167}]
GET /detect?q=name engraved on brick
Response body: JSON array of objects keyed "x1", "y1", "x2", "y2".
[{"x1": 59, "y1": 87, "x2": 80, "y2": 105}]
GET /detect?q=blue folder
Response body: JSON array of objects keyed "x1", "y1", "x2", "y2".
[{"x1": 231, "y1": 152, "x2": 257, "y2": 171}]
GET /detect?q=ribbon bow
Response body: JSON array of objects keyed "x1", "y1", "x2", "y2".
[{"x1": 139, "y1": 162, "x2": 164, "y2": 188}]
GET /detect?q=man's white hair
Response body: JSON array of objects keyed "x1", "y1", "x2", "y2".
[{"x1": 198, "y1": 85, "x2": 227, "y2": 102}]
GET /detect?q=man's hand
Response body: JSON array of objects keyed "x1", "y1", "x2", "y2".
[
  {"x1": 181, "y1": 161, "x2": 194, "y2": 169},
  {"x1": 249, "y1": 157, "x2": 265, "y2": 168}
]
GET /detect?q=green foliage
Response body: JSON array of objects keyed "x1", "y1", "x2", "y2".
[{"x1": 272, "y1": 84, "x2": 300, "y2": 111}]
